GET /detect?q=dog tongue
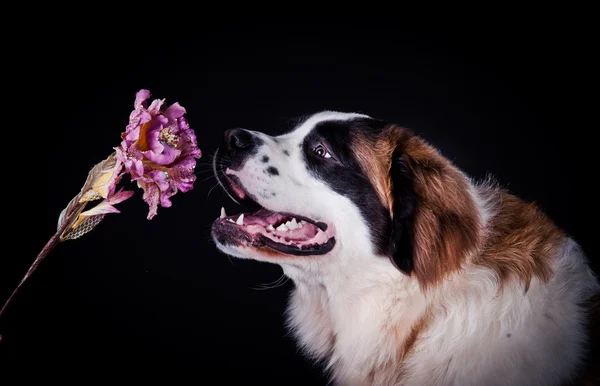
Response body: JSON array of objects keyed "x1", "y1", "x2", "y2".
[{"x1": 240, "y1": 210, "x2": 285, "y2": 227}]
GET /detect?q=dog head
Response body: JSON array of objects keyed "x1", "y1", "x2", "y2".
[{"x1": 211, "y1": 111, "x2": 480, "y2": 287}]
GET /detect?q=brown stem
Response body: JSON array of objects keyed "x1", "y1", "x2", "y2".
[{"x1": 0, "y1": 221, "x2": 70, "y2": 320}]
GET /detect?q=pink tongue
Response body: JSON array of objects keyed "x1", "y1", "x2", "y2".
[{"x1": 236, "y1": 211, "x2": 284, "y2": 227}]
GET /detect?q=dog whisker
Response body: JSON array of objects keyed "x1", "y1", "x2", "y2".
[
  {"x1": 198, "y1": 175, "x2": 217, "y2": 184},
  {"x1": 207, "y1": 182, "x2": 221, "y2": 199},
  {"x1": 250, "y1": 274, "x2": 289, "y2": 291}
]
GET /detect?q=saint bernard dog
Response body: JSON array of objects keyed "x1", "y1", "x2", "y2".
[{"x1": 211, "y1": 111, "x2": 599, "y2": 385}]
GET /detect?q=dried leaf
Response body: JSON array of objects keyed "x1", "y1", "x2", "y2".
[
  {"x1": 61, "y1": 214, "x2": 107, "y2": 240},
  {"x1": 91, "y1": 160, "x2": 122, "y2": 199},
  {"x1": 57, "y1": 152, "x2": 119, "y2": 239}
]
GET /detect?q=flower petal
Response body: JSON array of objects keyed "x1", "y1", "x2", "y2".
[
  {"x1": 138, "y1": 179, "x2": 160, "y2": 220},
  {"x1": 163, "y1": 102, "x2": 186, "y2": 121},
  {"x1": 108, "y1": 189, "x2": 134, "y2": 204},
  {"x1": 70, "y1": 200, "x2": 119, "y2": 230},
  {"x1": 134, "y1": 89, "x2": 151, "y2": 109},
  {"x1": 147, "y1": 98, "x2": 165, "y2": 115}
]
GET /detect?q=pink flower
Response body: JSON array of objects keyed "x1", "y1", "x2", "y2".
[
  {"x1": 116, "y1": 89, "x2": 201, "y2": 219},
  {"x1": 0, "y1": 89, "x2": 203, "y2": 321}
]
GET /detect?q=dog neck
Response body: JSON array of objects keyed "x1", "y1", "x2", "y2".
[{"x1": 282, "y1": 256, "x2": 429, "y2": 384}]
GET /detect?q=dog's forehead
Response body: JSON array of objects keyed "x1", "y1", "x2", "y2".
[{"x1": 278, "y1": 111, "x2": 370, "y2": 141}]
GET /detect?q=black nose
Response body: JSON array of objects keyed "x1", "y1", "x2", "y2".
[{"x1": 224, "y1": 128, "x2": 254, "y2": 151}]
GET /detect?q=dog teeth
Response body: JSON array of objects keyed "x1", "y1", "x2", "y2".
[
  {"x1": 236, "y1": 214, "x2": 244, "y2": 225},
  {"x1": 273, "y1": 218, "x2": 305, "y2": 231},
  {"x1": 220, "y1": 207, "x2": 227, "y2": 219},
  {"x1": 227, "y1": 218, "x2": 234, "y2": 223},
  {"x1": 286, "y1": 218, "x2": 299, "y2": 230}
]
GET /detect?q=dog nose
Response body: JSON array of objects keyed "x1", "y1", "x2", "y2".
[{"x1": 224, "y1": 128, "x2": 254, "y2": 151}]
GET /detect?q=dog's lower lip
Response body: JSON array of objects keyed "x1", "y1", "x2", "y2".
[{"x1": 260, "y1": 234, "x2": 336, "y2": 256}]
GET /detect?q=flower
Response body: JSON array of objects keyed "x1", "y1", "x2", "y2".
[
  {"x1": 116, "y1": 89, "x2": 201, "y2": 219},
  {"x1": 0, "y1": 88, "x2": 203, "y2": 323}
]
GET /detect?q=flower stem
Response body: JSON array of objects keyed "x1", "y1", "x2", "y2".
[{"x1": 0, "y1": 221, "x2": 70, "y2": 321}]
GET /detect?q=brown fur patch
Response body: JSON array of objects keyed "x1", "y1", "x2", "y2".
[
  {"x1": 387, "y1": 125, "x2": 480, "y2": 289},
  {"x1": 369, "y1": 309, "x2": 432, "y2": 384},
  {"x1": 398, "y1": 309, "x2": 431, "y2": 362},
  {"x1": 474, "y1": 187, "x2": 563, "y2": 290},
  {"x1": 352, "y1": 134, "x2": 398, "y2": 216},
  {"x1": 353, "y1": 125, "x2": 481, "y2": 288},
  {"x1": 353, "y1": 123, "x2": 560, "y2": 292},
  {"x1": 252, "y1": 244, "x2": 294, "y2": 259}
]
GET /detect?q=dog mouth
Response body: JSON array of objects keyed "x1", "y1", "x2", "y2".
[{"x1": 212, "y1": 172, "x2": 336, "y2": 256}]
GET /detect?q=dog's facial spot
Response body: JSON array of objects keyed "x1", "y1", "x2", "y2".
[
  {"x1": 266, "y1": 166, "x2": 279, "y2": 176},
  {"x1": 283, "y1": 150, "x2": 290, "y2": 156},
  {"x1": 258, "y1": 188, "x2": 272, "y2": 199},
  {"x1": 261, "y1": 155, "x2": 269, "y2": 163}
]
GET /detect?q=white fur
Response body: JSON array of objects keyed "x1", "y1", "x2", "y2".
[{"x1": 213, "y1": 112, "x2": 600, "y2": 385}]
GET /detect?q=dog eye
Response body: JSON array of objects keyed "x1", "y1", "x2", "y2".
[{"x1": 314, "y1": 144, "x2": 332, "y2": 159}]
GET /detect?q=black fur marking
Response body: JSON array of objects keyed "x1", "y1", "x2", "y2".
[
  {"x1": 302, "y1": 118, "x2": 393, "y2": 256},
  {"x1": 388, "y1": 149, "x2": 417, "y2": 275},
  {"x1": 261, "y1": 155, "x2": 269, "y2": 163},
  {"x1": 283, "y1": 150, "x2": 290, "y2": 156},
  {"x1": 266, "y1": 166, "x2": 279, "y2": 176}
]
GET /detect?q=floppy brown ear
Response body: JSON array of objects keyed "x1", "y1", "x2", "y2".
[{"x1": 386, "y1": 125, "x2": 481, "y2": 289}]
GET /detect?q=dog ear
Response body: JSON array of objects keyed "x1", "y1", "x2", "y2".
[
  {"x1": 386, "y1": 126, "x2": 480, "y2": 289},
  {"x1": 387, "y1": 147, "x2": 418, "y2": 275}
]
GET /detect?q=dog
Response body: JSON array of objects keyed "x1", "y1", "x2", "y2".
[{"x1": 211, "y1": 111, "x2": 599, "y2": 385}]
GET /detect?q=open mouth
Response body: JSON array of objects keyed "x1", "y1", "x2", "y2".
[{"x1": 212, "y1": 170, "x2": 336, "y2": 256}]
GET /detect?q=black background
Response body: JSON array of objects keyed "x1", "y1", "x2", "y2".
[{"x1": 1, "y1": 17, "x2": 596, "y2": 384}]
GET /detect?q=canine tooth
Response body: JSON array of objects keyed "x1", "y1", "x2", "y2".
[
  {"x1": 287, "y1": 218, "x2": 298, "y2": 229},
  {"x1": 236, "y1": 214, "x2": 244, "y2": 225},
  {"x1": 220, "y1": 207, "x2": 227, "y2": 219},
  {"x1": 276, "y1": 223, "x2": 288, "y2": 231},
  {"x1": 267, "y1": 224, "x2": 275, "y2": 231},
  {"x1": 290, "y1": 218, "x2": 298, "y2": 228}
]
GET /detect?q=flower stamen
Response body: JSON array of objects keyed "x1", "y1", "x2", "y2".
[{"x1": 159, "y1": 126, "x2": 179, "y2": 148}]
